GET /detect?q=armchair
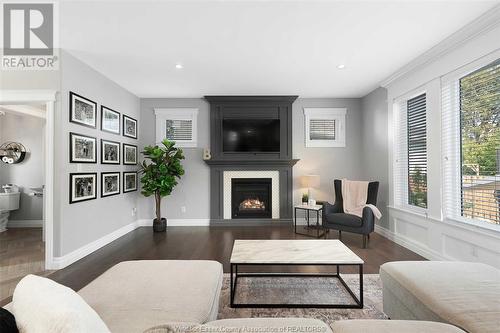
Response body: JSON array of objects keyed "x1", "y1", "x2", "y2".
[{"x1": 322, "y1": 179, "x2": 379, "y2": 248}]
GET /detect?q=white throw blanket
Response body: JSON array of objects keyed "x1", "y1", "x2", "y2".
[{"x1": 341, "y1": 179, "x2": 382, "y2": 219}]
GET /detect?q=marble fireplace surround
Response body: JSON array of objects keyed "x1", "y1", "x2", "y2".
[{"x1": 223, "y1": 171, "x2": 280, "y2": 219}]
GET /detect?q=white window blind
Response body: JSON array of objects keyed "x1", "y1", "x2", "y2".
[
  {"x1": 394, "y1": 92, "x2": 428, "y2": 209},
  {"x1": 407, "y1": 93, "x2": 428, "y2": 208},
  {"x1": 154, "y1": 108, "x2": 198, "y2": 148},
  {"x1": 442, "y1": 59, "x2": 500, "y2": 226},
  {"x1": 309, "y1": 119, "x2": 336, "y2": 140},
  {"x1": 303, "y1": 108, "x2": 346, "y2": 147},
  {"x1": 166, "y1": 119, "x2": 193, "y2": 141}
]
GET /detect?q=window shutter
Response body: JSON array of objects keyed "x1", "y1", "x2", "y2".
[
  {"x1": 166, "y1": 119, "x2": 193, "y2": 141},
  {"x1": 407, "y1": 93, "x2": 428, "y2": 208},
  {"x1": 309, "y1": 119, "x2": 336, "y2": 140},
  {"x1": 443, "y1": 59, "x2": 500, "y2": 225}
]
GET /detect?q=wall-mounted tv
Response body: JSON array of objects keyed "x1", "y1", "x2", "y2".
[{"x1": 223, "y1": 119, "x2": 280, "y2": 152}]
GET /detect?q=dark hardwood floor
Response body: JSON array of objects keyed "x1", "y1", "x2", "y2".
[
  {"x1": 0, "y1": 226, "x2": 425, "y2": 306},
  {"x1": 47, "y1": 226, "x2": 424, "y2": 292}
]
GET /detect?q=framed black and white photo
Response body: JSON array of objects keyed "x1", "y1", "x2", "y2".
[
  {"x1": 70, "y1": 173, "x2": 97, "y2": 203},
  {"x1": 70, "y1": 132, "x2": 97, "y2": 163},
  {"x1": 123, "y1": 172, "x2": 138, "y2": 193},
  {"x1": 123, "y1": 115, "x2": 137, "y2": 139},
  {"x1": 70, "y1": 92, "x2": 97, "y2": 128},
  {"x1": 101, "y1": 172, "x2": 120, "y2": 197},
  {"x1": 123, "y1": 143, "x2": 137, "y2": 165},
  {"x1": 101, "y1": 139, "x2": 120, "y2": 164},
  {"x1": 101, "y1": 106, "x2": 120, "y2": 135}
]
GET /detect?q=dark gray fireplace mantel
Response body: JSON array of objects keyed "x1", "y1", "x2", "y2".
[{"x1": 204, "y1": 96, "x2": 299, "y2": 225}]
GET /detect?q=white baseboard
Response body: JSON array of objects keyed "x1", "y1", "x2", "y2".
[
  {"x1": 7, "y1": 219, "x2": 43, "y2": 228},
  {"x1": 374, "y1": 224, "x2": 450, "y2": 261},
  {"x1": 50, "y1": 220, "x2": 141, "y2": 269},
  {"x1": 137, "y1": 218, "x2": 210, "y2": 226},
  {"x1": 49, "y1": 218, "x2": 211, "y2": 269}
]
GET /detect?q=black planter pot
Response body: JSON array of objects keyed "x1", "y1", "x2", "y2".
[{"x1": 153, "y1": 218, "x2": 167, "y2": 232}]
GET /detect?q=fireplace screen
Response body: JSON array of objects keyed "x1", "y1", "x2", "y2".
[{"x1": 231, "y1": 178, "x2": 272, "y2": 219}]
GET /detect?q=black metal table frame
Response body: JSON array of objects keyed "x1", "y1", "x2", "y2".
[
  {"x1": 229, "y1": 262, "x2": 363, "y2": 308},
  {"x1": 294, "y1": 206, "x2": 325, "y2": 238}
]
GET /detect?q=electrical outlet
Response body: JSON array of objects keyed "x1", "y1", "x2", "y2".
[
  {"x1": 181, "y1": 206, "x2": 186, "y2": 213},
  {"x1": 131, "y1": 207, "x2": 137, "y2": 216}
]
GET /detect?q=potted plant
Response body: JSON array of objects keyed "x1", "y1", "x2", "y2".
[
  {"x1": 139, "y1": 139, "x2": 185, "y2": 232},
  {"x1": 302, "y1": 193, "x2": 309, "y2": 204}
]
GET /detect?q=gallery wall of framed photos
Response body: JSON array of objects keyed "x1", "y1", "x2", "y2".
[{"x1": 69, "y1": 91, "x2": 138, "y2": 204}]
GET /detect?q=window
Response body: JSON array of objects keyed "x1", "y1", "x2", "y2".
[
  {"x1": 442, "y1": 58, "x2": 499, "y2": 226},
  {"x1": 394, "y1": 92, "x2": 428, "y2": 209},
  {"x1": 154, "y1": 108, "x2": 198, "y2": 148},
  {"x1": 303, "y1": 108, "x2": 346, "y2": 147},
  {"x1": 407, "y1": 94, "x2": 428, "y2": 208}
]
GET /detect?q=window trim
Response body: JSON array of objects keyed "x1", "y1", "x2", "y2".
[
  {"x1": 441, "y1": 54, "x2": 500, "y2": 229},
  {"x1": 154, "y1": 108, "x2": 198, "y2": 148},
  {"x1": 393, "y1": 88, "x2": 428, "y2": 213},
  {"x1": 303, "y1": 108, "x2": 346, "y2": 148}
]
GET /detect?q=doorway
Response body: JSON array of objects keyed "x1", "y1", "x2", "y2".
[{"x1": 0, "y1": 91, "x2": 56, "y2": 303}]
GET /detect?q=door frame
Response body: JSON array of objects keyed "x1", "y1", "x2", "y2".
[{"x1": 0, "y1": 90, "x2": 57, "y2": 269}]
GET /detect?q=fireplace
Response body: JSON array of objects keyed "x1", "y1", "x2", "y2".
[{"x1": 231, "y1": 178, "x2": 272, "y2": 219}]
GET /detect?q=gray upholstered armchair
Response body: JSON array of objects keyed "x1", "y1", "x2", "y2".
[{"x1": 321, "y1": 179, "x2": 379, "y2": 248}]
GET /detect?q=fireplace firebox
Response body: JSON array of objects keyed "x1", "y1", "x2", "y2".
[{"x1": 231, "y1": 178, "x2": 272, "y2": 219}]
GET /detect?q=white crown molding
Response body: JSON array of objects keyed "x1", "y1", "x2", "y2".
[{"x1": 380, "y1": 4, "x2": 500, "y2": 88}]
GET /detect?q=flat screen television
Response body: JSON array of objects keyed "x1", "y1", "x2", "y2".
[{"x1": 223, "y1": 119, "x2": 280, "y2": 152}]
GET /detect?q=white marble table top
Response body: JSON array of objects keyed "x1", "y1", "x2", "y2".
[
  {"x1": 230, "y1": 239, "x2": 364, "y2": 264},
  {"x1": 294, "y1": 204, "x2": 323, "y2": 211}
]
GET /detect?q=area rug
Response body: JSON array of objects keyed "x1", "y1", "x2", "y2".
[{"x1": 217, "y1": 274, "x2": 387, "y2": 327}]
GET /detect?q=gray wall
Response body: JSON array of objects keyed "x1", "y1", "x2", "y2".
[
  {"x1": 138, "y1": 97, "x2": 366, "y2": 221},
  {"x1": 292, "y1": 98, "x2": 365, "y2": 204},
  {"x1": 361, "y1": 87, "x2": 389, "y2": 228},
  {"x1": 56, "y1": 51, "x2": 141, "y2": 256},
  {"x1": 138, "y1": 98, "x2": 210, "y2": 220},
  {"x1": 0, "y1": 112, "x2": 45, "y2": 221}
]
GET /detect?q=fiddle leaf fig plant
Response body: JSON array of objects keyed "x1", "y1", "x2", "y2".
[{"x1": 139, "y1": 139, "x2": 185, "y2": 229}]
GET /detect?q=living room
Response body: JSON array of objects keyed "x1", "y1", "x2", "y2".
[{"x1": 0, "y1": 1, "x2": 499, "y2": 332}]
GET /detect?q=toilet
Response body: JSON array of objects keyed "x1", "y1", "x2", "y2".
[{"x1": 0, "y1": 184, "x2": 20, "y2": 232}]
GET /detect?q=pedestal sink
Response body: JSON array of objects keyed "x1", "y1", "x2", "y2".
[{"x1": 0, "y1": 188, "x2": 20, "y2": 232}]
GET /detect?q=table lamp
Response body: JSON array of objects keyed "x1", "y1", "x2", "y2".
[{"x1": 301, "y1": 174, "x2": 320, "y2": 206}]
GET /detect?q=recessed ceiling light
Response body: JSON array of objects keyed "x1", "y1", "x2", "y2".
[
  {"x1": 175, "y1": 63, "x2": 183, "y2": 69},
  {"x1": 337, "y1": 64, "x2": 345, "y2": 69}
]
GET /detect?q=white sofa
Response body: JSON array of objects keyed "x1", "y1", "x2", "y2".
[{"x1": 3, "y1": 260, "x2": 470, "y2": 333}]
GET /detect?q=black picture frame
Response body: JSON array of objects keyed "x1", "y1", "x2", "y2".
[
  {"x1": 123, "y1": 114, "x2": 137, "y2": 139},
  {"x1": 123, "y1": 143, "x2": 137, "y2": 165},
  {"x1": 69, "y1": 172, "x2": 97, "y2": 204},
  {"x1": 101, "y1": 139, "x2": 120, "y2": 164},
  {"x1": 101, "y1": 172, "x2": 121, "y2": 198},
  {"x1": 101, "y1": 105, "x2": 121, "y2": 135},
  {"x1": 69, "y1": 91, "x2": 97, "y2": 129},
  {"x1": 123, "y1": 171, "x2": 138, "y2": 193},
  {"x1": 70, "y1": 132, "x2": 97, "y2": 163}
]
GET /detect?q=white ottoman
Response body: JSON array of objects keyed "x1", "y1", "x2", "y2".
[
  {"x1": 332, "y1": 320, "x2": 465, "y2": 333},
  {"x1": 380, "y1": 261, "x2": 500, "y2": 333}
]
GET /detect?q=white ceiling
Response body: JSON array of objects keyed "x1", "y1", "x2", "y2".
[{"x1": 60, "y1": 1, "x2": 498, "y2": 98}]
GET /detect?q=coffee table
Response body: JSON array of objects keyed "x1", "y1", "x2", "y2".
[{"x1": 229, "y1": 239, "x2": 364, "y2": 308}]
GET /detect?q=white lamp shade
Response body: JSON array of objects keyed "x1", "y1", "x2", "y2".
[{"x1": 301, "y1": 174, "x2": 320, "y2": 188}]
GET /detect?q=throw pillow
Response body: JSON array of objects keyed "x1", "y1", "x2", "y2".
[{"x1": 12, "y1": 275, "x2": 110, "y2": 333}]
